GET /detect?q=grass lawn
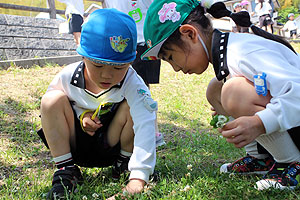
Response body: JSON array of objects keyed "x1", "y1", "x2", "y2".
[{"x1": 0, "y1": 43, "x2": 300, "y2": 199}]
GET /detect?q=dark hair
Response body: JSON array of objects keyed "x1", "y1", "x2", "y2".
[
  {"x1": 207, "y1": 2, "x2": 297, "y2": 54},
  {"x1": 258, "y1": 0, "x2": 264, "y2": 9},
  {"x1": 159, "y1": 5, "x2": 213, "y2": 58}
]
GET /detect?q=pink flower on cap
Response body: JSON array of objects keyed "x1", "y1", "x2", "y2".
[{"x1": 158, "y1": 2, "x2": 181, "y2": 23}]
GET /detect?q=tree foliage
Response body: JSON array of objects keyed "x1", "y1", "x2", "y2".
[
  {"x1": 278, "y1": 0, "x2": 300, "y2": 9},
  {"x1": 277, "y1": 6, "x2": 299, "y2": 24}
]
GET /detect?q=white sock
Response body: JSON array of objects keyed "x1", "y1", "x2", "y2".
[
  {"x1": 256, "y1": 131, "x2": 300, "y2": 163},
  {"x1": 53, "y1": 152, "x2": 74, "y2": 169},
  {"x1": 244, "y1": 141, "x2": 269, "y2": 159},
  {"x1": 120, "y1": 150, "x2": 132, "y2": 157}
]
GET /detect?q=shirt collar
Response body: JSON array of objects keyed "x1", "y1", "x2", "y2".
[
  {"x1": 211, "y1": 29, "x2": 230, "y2": 81},
  {"x1": 70, "y1": 61, "x2": 125, "y2": 91}
]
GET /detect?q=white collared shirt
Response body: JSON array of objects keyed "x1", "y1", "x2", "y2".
[
  {"x1": 103, "y1": 0, "x2": 154, "y2": 43},
  {"x1": 225, "y1": 33, "x2": 300, "y2": 134},
  {"x1": 47, "y1": 62, "x2": 156, "y2": 182}
]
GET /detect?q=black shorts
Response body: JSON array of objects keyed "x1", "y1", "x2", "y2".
[
  {"x1": 132, "y1": 44, "x2": 161, "y2": 85},
  {"x1": 259, "y1": 14, "x2": 273, "y2": 28},
  {"x1": 290, "y1": 30, "x2": 297, "y2": 37},
  {"x1": 37, "y1": 102, "x2": 121, "y2": 168},
  {"x1": 68, "y1": 13, "x2": 83, "y2": 34}
]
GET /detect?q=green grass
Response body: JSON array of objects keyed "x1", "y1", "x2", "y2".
[{"x1": 0, "y1": 43, "x2": 300, "y2": 199}]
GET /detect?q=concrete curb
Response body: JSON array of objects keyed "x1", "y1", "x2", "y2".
[{"x1": 0, "y1": 55, "x2": 81, "y2": 69}]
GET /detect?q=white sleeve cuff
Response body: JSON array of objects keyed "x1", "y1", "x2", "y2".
[
  {"x1": 255, "y1": 109, "x2": 280, "y2": 134},
  {"x1": 129, "y1": 169, "x2": 150, "y2": 183}
]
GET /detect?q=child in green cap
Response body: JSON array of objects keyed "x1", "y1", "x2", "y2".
[{"x1": 142, "y1": 0, "x2": 300, "y2": 191}]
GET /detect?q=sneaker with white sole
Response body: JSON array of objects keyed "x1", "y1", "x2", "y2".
[
  {"x1": 155, "y1": 132, "x2": 166, "y2": 147},
  {"x1": 256, "y1": 161, "x2": 300, "y2": 190},
  {"x1": 220, "y1": 154, "x2": 274, "y2": 175}
]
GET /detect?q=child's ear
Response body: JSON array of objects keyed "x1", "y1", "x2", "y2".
[{"x1": 179, "y1": 24, "x2": 198, "y2": 43}]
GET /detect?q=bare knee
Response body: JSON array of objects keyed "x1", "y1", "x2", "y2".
[
  {"x1": 117, "y1": 101, "x2": 132, "y2": 125},
  {"x1": 41, "y1": 90, "x2": 69, "y2": 114},
  {"x1": 221, "y1": 77, "x2": 271, "y2": 117},
  {"x1": 107, "y1": 100, "x2": 134, "y2": 149}
]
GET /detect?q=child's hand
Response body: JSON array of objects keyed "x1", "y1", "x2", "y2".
[
  {"x1": 219, "y1": 115, "x2": 265, "y2": 148},
  {"x1": 82, "y1": 112, "x2": 102, "y2": 136},
  {"x1": 124, "y1": 179, "x2": 145, "y2": 194},
  {"x1": 107, "y1": 179, "x2": 145, "y2": 200},
  {"x1": 210, "y1": 107, "x2": 217, "y2": 116}
]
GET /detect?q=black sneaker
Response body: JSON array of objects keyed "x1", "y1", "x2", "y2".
[
  {"x1": 112, "y1": 155, "x2": 130, "y2": 180},
  {"x1": 256, "y1": 162, "x2": 300, "y2": 190},
  {"x1": 47, "y1": 165, "x2": 83, "y2": 199}
]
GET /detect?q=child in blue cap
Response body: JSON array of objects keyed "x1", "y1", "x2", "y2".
[
  {"x1": 142, "y1": 0, "x2": 300, "y2": 191},
  {"x1": 283, "y1": 13, "x2": 298, "y2": 40},
  {"x1": 38, "y1": 8, "x2": 157, "y2": 199}
]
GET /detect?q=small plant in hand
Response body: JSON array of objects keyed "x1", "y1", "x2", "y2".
[{"x1": 210, "y1": 115, "x2": 229, "y2": 128}]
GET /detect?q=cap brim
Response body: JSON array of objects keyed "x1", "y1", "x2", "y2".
[
  {"x1": 141, "y1": 38, "x2": 168, "y2": 60},
  {"x1": 77, "y1": 45, "x2": 134, "y2": 66}
]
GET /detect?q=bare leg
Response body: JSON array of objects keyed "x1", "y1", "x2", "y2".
[
  {"x1": 206, "y1": 77, "x2": 229, "y2": 115},
  {"x1": 221, "y1": 77, "x2": 271, "y2": 118},
  {"x1": 73, "y1": 32, "x2": 81, "y2": 46},
  {"x1": 106, "y1": 100, "x2": 134, "y2": 153},
  {"x1": 40, "y1": 90, "x2": 76, "y2": 157}
]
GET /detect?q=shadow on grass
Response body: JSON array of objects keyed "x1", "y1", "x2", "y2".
[
  {"x1": 0, "y1": 98, "x2": 54, "y2": 178},
  {"x1": 0, "y1": 96, "x2": 245, "y2": 198},
  {"x1": 155, "y1": 114, "x2": 242, "y2": 184}
]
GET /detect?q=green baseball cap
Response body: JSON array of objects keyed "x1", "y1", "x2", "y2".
[{"x1": 141, "y1": 0, "x2": 200, "y2": 60}]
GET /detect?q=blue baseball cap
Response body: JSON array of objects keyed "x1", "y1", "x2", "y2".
[
  {"x1": 288, "y1": 13, "x2": 294, "y2": 18},
  {"x1": 233, "y1": 2, "x2": 241, "y2": 9},
  {"x1": 76, "y1": 8, "x2": 137, "y2": 66}
]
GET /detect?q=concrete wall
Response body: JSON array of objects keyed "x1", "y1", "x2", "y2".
[{"x1": 0, "y1": 14, "x2": 78, "y2": 62}]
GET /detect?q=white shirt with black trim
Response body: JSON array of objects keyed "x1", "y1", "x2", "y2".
[
  {"x1": 213, "y1": 31, "x2": 300, "y2": 134},
  {"x1": 46, "y1": 61, "x2": 156, "y2": 182},
  {"x1": 103, "y1": 0, "x2": 153, "y2": 44}
]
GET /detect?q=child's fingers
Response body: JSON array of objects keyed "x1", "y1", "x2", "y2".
[
  {"x1": 233, "y1": 140, "x2": 249, "y2": 148},
  {"x1": 221, "y1": 120, "x2": 234, "y2": 130},
  {"x1": 83, "y1": 119, "x2": 102, "y2": 133},
  {"x1": 221, "y1": 127, "x2": 239, "y2": 138},
  {"x1": 86, "y1": 130, "x2": 96, "y2": 136},
  {"x1": 84, "y1": 118, "x2": 102, "y2": 128},
  {"x1": 211, "y1": 111, "x2": 217, "y2": 116},
  {"x1": 226, "y1": 134, "x2": 243, "y2": 144},
  {"x1": 210, "y1": 107, "x2": 218, "y2": 116},
  {"x1": 92, "y1": 116, "x2": 102, "y2": 125},
  {"x1": 223, "y1": 129, "x2": 252, "y2": 148}
]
